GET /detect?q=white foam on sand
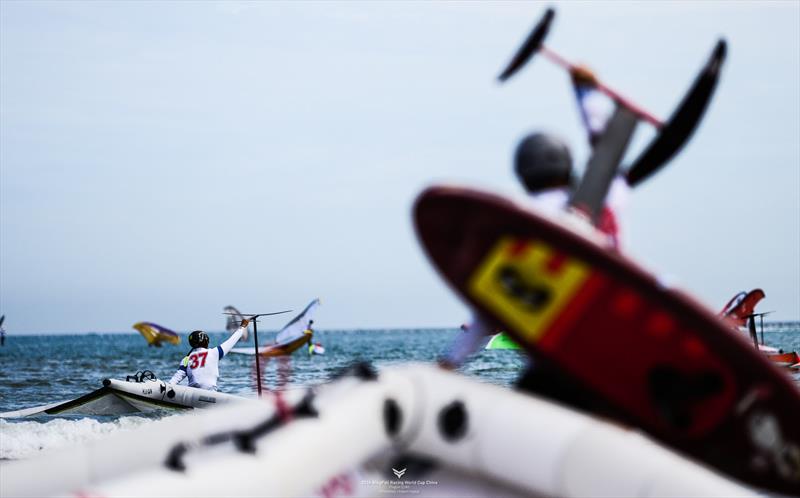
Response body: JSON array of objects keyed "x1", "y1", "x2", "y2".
[{"x1": 0, "y1": 416, "x2": 155, "y2": 460}]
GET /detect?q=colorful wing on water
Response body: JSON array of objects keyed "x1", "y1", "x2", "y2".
[{"x1": 132, "y1": 322, "x2": 181, "y2": 346}]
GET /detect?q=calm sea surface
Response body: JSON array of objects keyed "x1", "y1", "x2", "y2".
[{"x1": 1, "y1": 325, "x2": 798, "y2": 459}]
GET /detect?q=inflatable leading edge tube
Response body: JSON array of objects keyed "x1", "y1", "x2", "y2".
[
  {"x1": 103, "y1": 379, "x2": 245, "y2": 410},
  {"x1": 2, "y1": 364, "x2": 755, "y2": 497},
  {"x1": 77, "y1": 372, "x2": 401, "y2": 498},
  {"x1": 386, "y1": 364, "x2": 754, "y2": 497},
  {"x1": 0, "y1": 379, "x2": 248, "y2": 419},
  {"x1": 0, "y1": 393, "x2": 282, "y2": 498}
]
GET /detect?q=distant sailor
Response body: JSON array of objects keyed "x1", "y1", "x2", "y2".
[
  {"x1": 169, "y1": 318, "x2": 250, "y2": 390},
  {"x1": 439, "y1": 317, "x2": 495, "y2": 369},
  {"x1": 306, "y1": 320, "x2": 315, "y2": 355}
]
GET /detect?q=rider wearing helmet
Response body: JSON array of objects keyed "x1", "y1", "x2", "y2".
[
  {"x1": 306, "y1": 320, "x2": 316, "y2": 356},
  {"x1": 514, "y1": 130, "x2": 625, "y2": 248},
  {"x1": 438, "y1": 134, "x2": 576, "y2": 371},
  {"x1": 514, "y1": 132, "x2": 575, "y2": 216},
  {"x1": 515, "y1": 133, "x2": 574, "y2": 192},
  {"x1": 168, "y1": 318, "x2": 250, "y2": 390}
]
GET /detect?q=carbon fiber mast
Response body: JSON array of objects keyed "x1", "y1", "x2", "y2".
[{"x1": 223, "y1": 309, "x2": 292, "y2": 396}]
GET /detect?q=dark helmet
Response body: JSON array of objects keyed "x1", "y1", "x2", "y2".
[
  {"x1": 188, "y1": 330, "x2": 209, "y2": 349},
  {"x1": 514, "y1": 133, "x2": 573, "y2": 193}
]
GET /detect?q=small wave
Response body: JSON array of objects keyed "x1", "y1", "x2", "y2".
[{"x1": 0, "y1": 416, "x2": 158, "y2": 460}]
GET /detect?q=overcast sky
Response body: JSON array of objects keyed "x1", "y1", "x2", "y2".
[{"x1": 1, "y1": 1, "x2": 798, "y2": 333}]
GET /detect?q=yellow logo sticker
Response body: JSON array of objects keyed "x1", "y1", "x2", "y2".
[{"x1": 468, "y1": 237, "x2": 592, "y2": 344}]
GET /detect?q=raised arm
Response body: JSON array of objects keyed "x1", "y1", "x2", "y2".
[{"x1": 218, "y1": 318, "x2": 250, "y2": 359}]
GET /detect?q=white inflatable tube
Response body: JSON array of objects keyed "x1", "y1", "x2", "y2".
[
  {"x1": 0, "y1": 380, "x2": 248, "y2": 419},
  {"x1": 0, "y1": 392, "x2": 297, "y2": 498},
  {"x1": 384, "y1": 364, "x2": 755, "y2": 498},
  {"x1": 2, "y1": 364, "x2": 756, "y2": 498},
  {"x1": 81, "y1": 374, "x2": 408, "y2": 498},
  {"x1": 104, "y1": 379, "x2": 245, "y2": 410}
]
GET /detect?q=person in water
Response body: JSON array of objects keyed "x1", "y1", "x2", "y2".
[
  {"x1": 168, "y1": 317, "x2": 250, "y2": 391},
  {"x1": 306, "y1": 320, "x2": 316, "y2": 355}
]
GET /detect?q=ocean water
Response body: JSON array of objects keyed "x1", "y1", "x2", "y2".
[
  {"x1": 0, "y1": 325, "x2": 798, "y2": 460},
  {"x1": 0, "y1": 328, "x2": 525, "y2": 459}
]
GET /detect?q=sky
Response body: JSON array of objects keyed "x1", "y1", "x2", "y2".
[{"x1": 1, "y1": 1, "x2": 798, "y2": 334}]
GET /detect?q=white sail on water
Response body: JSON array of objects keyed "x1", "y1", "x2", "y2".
[
  {"x1": 224, "y1": 305, "x2": 249, "y2": 342},
  {"x1": 275, "y1": 299, "x2": 320, "y2": 346}
]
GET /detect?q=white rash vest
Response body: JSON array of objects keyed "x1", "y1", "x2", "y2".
[{"x1": 168, "y1": 326, "x2": 245, "y2": 390}]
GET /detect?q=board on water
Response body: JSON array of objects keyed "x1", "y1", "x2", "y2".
[
  {"x1": 414, "y1": 185, "x2": 800, "y2": 495},
  {"x1": 0, "y1": 378, "x2": 246, "y2": 418},
  {"x1": 229, "y1": 298, "x2": 320, "y2": 357},
  {"x1": 229, "y1": 333, "x2": 311, "y2": 357},
  {"x1": 485, "y1": 333, "x2": 521, "y2": 350}
]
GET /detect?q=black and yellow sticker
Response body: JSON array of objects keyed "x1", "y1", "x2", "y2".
[{"x1": 468, "y1": 237, "x2": 591, "y2": 344}]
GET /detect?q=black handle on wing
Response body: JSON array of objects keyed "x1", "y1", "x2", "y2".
[
  {"x1": 497, "y1": 8, "x2": 554, "y2": 82},
  {"x1": 569, "y1": 106, "x2": 638, "y2": 223},
  {"x1": 625, "y1": 39, "x2": 727, "y2": 187}
]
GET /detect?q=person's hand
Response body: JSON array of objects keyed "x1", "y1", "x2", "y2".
[
  {"x1": 570, "y1": 64, "x2": 597, "y2": 85},
  {"x1": 241, "y1": 318, "x2": 250, "y2": 328}
]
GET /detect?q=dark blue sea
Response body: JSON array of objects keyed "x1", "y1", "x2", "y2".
[{"x1": 1, "y1": 325, "x2": 798, "y2": 460}]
